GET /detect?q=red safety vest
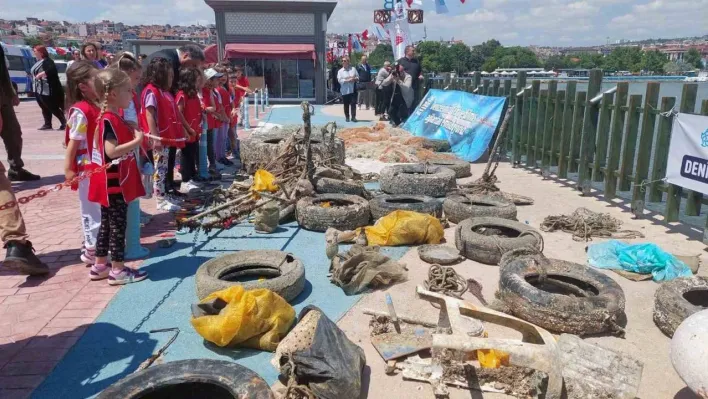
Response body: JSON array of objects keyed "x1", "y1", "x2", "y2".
[
  {"x1": 88, "y1": 112, "x2": 146, "y2": 207},
  {"x1": 64, "y1": 101, "x2": 100, "y2": 176},
  {"x1": 217, "y1": 86, "x2": 231, "y2": 121},
  {"x1": 176, "y1": 91, "x2": 202, "y2": 144},
  {"x1": 201, "y1": 87, "x2": 218, "y2": 130},
  {"x1": 139, "y1": 84, "x2": 184, "y2": 148}
]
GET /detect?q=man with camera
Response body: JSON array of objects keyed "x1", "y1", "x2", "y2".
[
  {"x1": 375, "y1": 61, "x2": 392, "y2": 120},
  {"x1": 383, "y1": 63, "x2": 413, "y2": 127}
]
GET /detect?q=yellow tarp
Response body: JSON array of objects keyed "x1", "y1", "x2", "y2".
[
  {"x1": 357, "y1": 210, "x2": 444, "y2": 247},
  {"x1": 477, "y1": 349, "x2": 510, "y2": 368},
  {"x1": 190, "y1": 285, "x2": 295, "y2": 352},
  {"x1": 250, "y1": 169, "x2": 279, "y2": 199}
]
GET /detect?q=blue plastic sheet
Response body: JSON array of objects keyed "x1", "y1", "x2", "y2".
[{"x1": 587, "y1": 240, "x2": 693, "y2": 282}]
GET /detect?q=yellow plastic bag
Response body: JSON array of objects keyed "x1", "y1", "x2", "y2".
[
  {"x1": 190, "y1": 285, "x2": 295, "y2": 352},
  {"x1": 250, "y1": 169, "x2": 279, "y2": 199},
  {"x1": 357, "y1": 210, "x2": 444, "y2": 246},
  {"x1": 477, "y1": 349, "x2": 510, "y2": 368}
]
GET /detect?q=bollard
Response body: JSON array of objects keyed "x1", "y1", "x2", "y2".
[
  {"x1": 254, "y1": 90, "x2": 259, "y2": 120},
  {"x1": 243, "y1": 94, "x2": 250, "y2": 130},
  {"x1": 261, "y1": 87, "x2": 266, "y2": 112},
  {"x1": 125, "y1": 200, "x2": 149, "y2": 260},
  {"x1": 198, "y1": 115, "x2": 208, "y2": 179},
  {"x1": 265, "y1": 86, "x2": 269, "y2": 107}
]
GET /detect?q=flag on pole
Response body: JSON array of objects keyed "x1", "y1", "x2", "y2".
[
  {"x1": 361, "y1": 29, "x2": 369, "y2": 41},
  {"x1": 352, "y1": 34, "x2": 363, "y2": 52},
  {"x1": 371, "y1": 24, "x2": 389, "y2": 40},
  {"x1": 347, "y1": 34, "x2": 352, "y2": 55}
]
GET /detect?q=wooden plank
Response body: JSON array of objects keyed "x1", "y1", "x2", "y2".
[
  {"x1": 631, "y1": 82, "x2": 661, "y2": 217},
  {"x1": 533, "y1": 89, "x2": 548, "y2": 167},
  {"x1": 577, "y1": 69, "x2": 603, "y2": 192},
  {"x1": 473, "y1": 71, "x2": 481, "y2": 89},
  {"x1": 681, "y1": 84, "x2": 701, "y2": 216},
  {"x1": 557, "y1": 81, "x2": 577, "y2": 178},
  {"x1": 492, "y1": 79, "x2": 500, "y2": 96},
  {"x1": 512, "y1": 72, "x2": 527, "y2": 164},
  {"x1": 503, "y1": 79, "x2": 512, "y2": 97},
  {"x1": 502, "y1": 80, "x2": 513, "y2": 152},
  {"x1": 550, "y1": 90, "x2": 565, "y2": 167},
  {"x1": 568, "y1": 91, "x2": 587, "y2": 173},
  {"x1": 592, "y1": 91, "x2": 615, "y2": 182},
  {"x1": 618, "y1": 95, "x2": 643, "y2": 191},
  {"x1": 520, "y1": 88, "x2": 531, "y2": 164},
  {"x1": 542, "y1": 81, "x2": 558, "y2": 169},
  {"x1": 649, "y1": 96, "x2": 677, "y2": 203},
  {"x1": 526, "y1": 80, "x2": 541, "y2": 166},
  {"x1": 482, "y1": 79, "x2": 490, "y2": 95},
  {"x1": 666, "y1": 84, "x2": 699, "y2": 220},
  {"x1": 604, "y1": 82, "x2": 629, "y2": 199}
]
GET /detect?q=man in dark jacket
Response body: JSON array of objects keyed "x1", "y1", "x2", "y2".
[
  {"x1": 0, "y1": 45, "x2": 40, "y2": 181},
  {"x1": 142, "y1": 44, "x2": 205, "y2": 94},
  {"x1": 397, "y1": 45, "x2": 423, "y2": 109},
  {"x1": 356, "y1": 55, "x2": 374, "y2": 110},
  {"x1": 0, "y1": 46, "x2": 49, "y2": 275}
]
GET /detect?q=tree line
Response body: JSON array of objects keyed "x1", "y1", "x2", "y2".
[{"x1": 356, "y1": 39, "x2": 703, "y2": 75}]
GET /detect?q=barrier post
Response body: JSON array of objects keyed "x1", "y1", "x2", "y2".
[
  {"x1": 125, "y1": 199, "x2": 149, "y2": 260},
  {"x1": 243, "y1": 94, "x2": 250, "y2": 130},
  {"x1": 254, "y1": 90, "x2": 260, "y2": 120},
  {"x1": 199, "y1": 115, "x2": 208, "y2": 178},
  {"x1": 265, "y1": 86, "x2": 269, "y2": 107},
  {"x1": 261, "y1": 87, "x2": 266, "y2": 112}
]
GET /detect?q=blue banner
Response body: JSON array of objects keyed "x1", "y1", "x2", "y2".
[{"x1": 402, "y1": 89, "x2": 507, "y2": 162}]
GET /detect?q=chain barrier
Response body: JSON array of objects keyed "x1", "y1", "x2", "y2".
[{"x1": 0, "y1": 153, "x2": 132, "y2": 211}]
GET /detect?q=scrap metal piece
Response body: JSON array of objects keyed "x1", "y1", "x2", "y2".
[{"x1": 386, "y1": 293, "x2": 402, "y2": 333}]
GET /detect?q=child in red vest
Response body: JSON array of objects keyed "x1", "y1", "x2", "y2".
[
  {"x1": 202, "y1": 68, "x2": 222, "y2": 177},
  {"x1": 64, "y1": 60, "x2": 101, "y2": 266},
  {"x1": 140, "y1": 58, "x2": 184, "y2": 212},
  {"x1": 232, "y1": 65, "x2": 253, "y2": 129},
  {"x1": 215, "y1": 66, "x2": 232, "y2": 167},
  {"x1": 176, "y1": 67, "x2": 203, "y2": 193},
  {"x1": 88, "y1": 69, "x2": 147, "y2": 285}
]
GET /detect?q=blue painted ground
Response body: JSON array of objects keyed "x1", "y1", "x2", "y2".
[
  {"x1": 33, "y1": 185, "x2": 405, "y2": 397},
  {"x1": 260, "y1": 104, "x2": 377, "y2": 129}
]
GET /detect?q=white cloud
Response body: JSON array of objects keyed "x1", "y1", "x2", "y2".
[{"x1": 463, "y1": 9, "x2": 508, "y2": 23}]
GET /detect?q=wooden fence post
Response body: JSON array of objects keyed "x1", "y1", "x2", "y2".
[
  {"x1": 577, "y1": 69, "x2": 603, "y2": 194},
  {"x1": 492, "y1": 79, "x2": 500, "y2": 96},
  {"x1": 542, "y1": 81, "x2": 558, "y2": 170},
  {"x1": 557, "y1": 81, "x2": 576, "y2": 178},
  {"x1": 482, "y1": 79, "x2": 490, "y2": 95},
  {"x1": 520, "y1": 87, "x2": 532, "y2": 165},
  {"x1": 473, "y1": 71, "x2": 481, "y2": 89},
  {"x1": 568, "y1": 91, "x2": 587, "y2": 173},
  {"x1": 502, "y1": 79, "x2": 513, "y2": 152},
  {"x1": 618, "y1": 95, "x2": 643, "y2": 191},
  {"x1": 592, "y1": 91, "x2": 615, "y2": 182},
  {"x1": 550, "y1": 90, "x2": 565, "y2": 167},
  {"x1": 512, "y1": 72, "x2": 527, "y2": 165},
  {"x1": 526, "y1": 80, "x2": 541, "y2": 166},
  {"x1": 666, "y1": 84, "x2": 699, "y2": 221},
  {"x1": 649, "y1": 96, "x2": 677, "y2": 203},
  {"x1": 533, "y1": 89, "x2": 548, "y2": 168},
  {"x1": 604, "y1": 82, "x2": 629, "y2": 199},
  {"x1": 631, "y1": 82, "x2": 661, "y2": 217}
]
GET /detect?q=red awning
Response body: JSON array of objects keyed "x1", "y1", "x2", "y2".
[
  {"x1": 224, "y1": 43, "x2": 315, "y2": 60},
  {"x1": 203, "y1": 44, "x2": 218, "y2": 64}
]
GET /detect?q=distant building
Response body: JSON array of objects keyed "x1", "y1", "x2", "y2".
[
  {"x1": 78, "y1": 24, "x2": 96, "y2": 38},
  {"x1": 17, "y1": 24, "x2": 44, "y2": 36}
]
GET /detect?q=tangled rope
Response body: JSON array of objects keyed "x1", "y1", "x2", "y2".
[
  {"x1": 540, "y1": 207, "x2": 644, "y2": 242},
  {"x1": 283, "y1": 352, "x2": 316, "y2": 399},
  {"x1": 424, "y1": 264, "x2": 487, "y2": 305}
]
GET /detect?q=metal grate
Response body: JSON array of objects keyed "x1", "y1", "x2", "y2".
[{"x1": 225, "y1": 12, "x2": 315, "y2": 36}]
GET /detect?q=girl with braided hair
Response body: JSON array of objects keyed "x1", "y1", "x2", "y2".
[
  {"x1": 64, "y1": 60, "x2": 101, "y2": 265},
  {"x1": 88, "y1": 69, "x2": 147, "y2": 285}
]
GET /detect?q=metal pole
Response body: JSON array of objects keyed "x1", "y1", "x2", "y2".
[
  {"x1": 265, "y1": 86, "x2": 269, "y2": 107},
  {"x1": 243, "y1": 93, "x2": 250, "y2": 130},
  {"x1": 254, "y1": 90, "x2": 259, "y2": 120},
  {"x1": 261, "y1": 87, "x2": 265, "y2": 112},
  {"x1": 198, "y1": 115, "x2": 208, "y2": 179},
  {"x1": 125, "y1": 200, "x2": 149, "y2": 260}
]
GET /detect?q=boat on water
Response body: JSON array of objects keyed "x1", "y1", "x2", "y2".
[{"x1": 685, "y1": 72, "x2": 708, "y2": 82}]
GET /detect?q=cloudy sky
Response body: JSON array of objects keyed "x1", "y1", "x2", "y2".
[{"x1": 4, "y1": 0, "x2": 707, "y2": 46}]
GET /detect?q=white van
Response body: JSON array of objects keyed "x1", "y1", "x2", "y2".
[
  {"x1": 55, "y1": 60, "x2": 68, "y2": 88},
  {"x1": 1, "y1": 42, "x2": 35, "y2": 95}
]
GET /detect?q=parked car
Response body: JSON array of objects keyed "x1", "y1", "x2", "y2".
[
  {"x1": 1, "y1": 42, "x2": 35, "y2": 95},
  {"x1": 55, "y1": 60, "x2": 68, "y2": 88}
]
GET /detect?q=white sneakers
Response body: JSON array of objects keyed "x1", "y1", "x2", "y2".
[
  {"x1": 157, "y1": 198, "x2": 181, "y2": 212},
  {"x1": 181, "y1": 181, "x2": 202, "y2": 194}
]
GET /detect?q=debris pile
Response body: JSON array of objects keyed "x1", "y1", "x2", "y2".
[{"x1": 339, "y1": 122, "x2": 457, "y2": 163}]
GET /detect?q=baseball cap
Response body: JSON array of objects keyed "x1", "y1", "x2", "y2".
[{"x1": 204, "y1": 68, "x2": 223, "y2": 80}]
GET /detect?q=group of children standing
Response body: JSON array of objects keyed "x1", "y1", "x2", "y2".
[{"x1": 63, "y1": 53, "x2": 251, "y2": 285}]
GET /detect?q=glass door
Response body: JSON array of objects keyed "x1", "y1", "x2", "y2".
[
  {"x1": 264, "y1": 59, "x2": 281, "y2": 98},
  {"x1": 281, "y1": 60, "x2": 299, "y2": 98}
]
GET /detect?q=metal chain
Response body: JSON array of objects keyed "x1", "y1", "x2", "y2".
[{"x1": 0, "y1": 153, "x2": 132, "y2": 211}]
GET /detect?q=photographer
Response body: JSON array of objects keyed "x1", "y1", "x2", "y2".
[{"x1": 384, "y1": 63, "x2": 413, "y2": 127}]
